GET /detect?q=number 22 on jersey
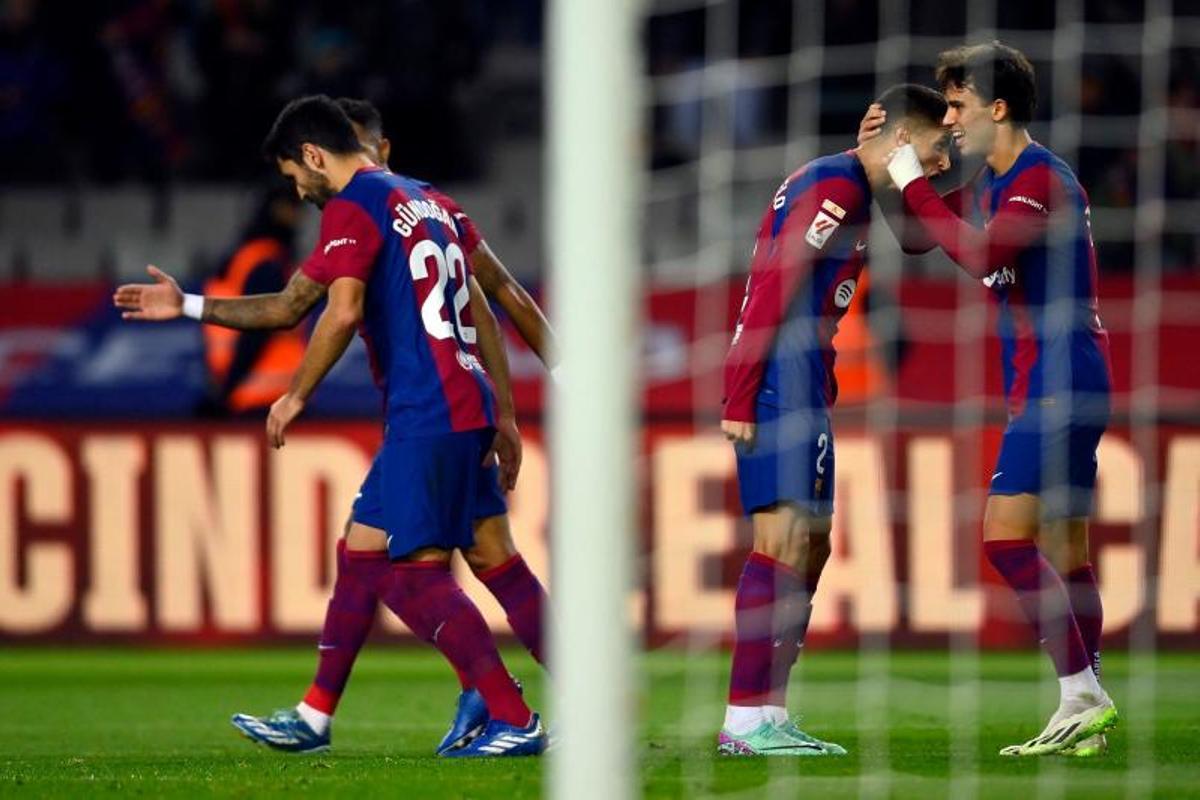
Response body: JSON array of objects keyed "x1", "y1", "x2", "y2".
[{"x1": 408, "y1": 239, "x2": 477, "y2": 344}]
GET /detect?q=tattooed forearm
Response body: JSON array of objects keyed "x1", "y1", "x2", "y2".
[{"x1": 202, "y1": 272, "x2": 327, "y2": 330}]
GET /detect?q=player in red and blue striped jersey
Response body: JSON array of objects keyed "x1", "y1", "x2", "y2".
[
  {"x1": 261, "y1": 95, "x2": 544, "y2": 757},
  {"x1": 717, "y1": 84, "x2": 952, "y2": 757},
  {"x1": 325, "y1": 97, "x2": 553, "y2": 754},
  {"x1": 880, "y1": 42, "x2": 1118, "y2": 757},
  {"x1": 116, "y1": 95, "x2": 545, "y2": 757}
]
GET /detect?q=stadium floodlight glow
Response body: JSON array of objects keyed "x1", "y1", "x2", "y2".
[{"x1": 547, "y1": 0, "x2": 641, "y2": 798}]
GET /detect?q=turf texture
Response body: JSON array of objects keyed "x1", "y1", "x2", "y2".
[{"x1": 0, "y1": 647, "x2": 1196, "y2": 798}]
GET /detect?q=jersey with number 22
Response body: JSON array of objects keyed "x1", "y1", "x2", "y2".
[{"x1": 301, "y1": 166, "x2": 496, "y2": 436}]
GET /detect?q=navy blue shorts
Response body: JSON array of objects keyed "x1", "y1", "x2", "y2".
[
  {"x1": 351, "y1": 428, "x2": 508, "y2": 559},
  {"x1": 989, "y1": 408, "x2": 1107, "y2": 519},
  {"x1": 735, "y1": 404, "x2": 834, "y2": 517}
]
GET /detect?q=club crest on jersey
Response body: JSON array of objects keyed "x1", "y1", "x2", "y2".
[
  {"x1": 805, "y1": 210, "x2": 840, "y2": 249},
  {"x1": 982, "y1": 266, "x2": 1016, "y2": 288},
  {"x1": 456, "y1": 350, "x2": 483, "y2": 372},
  {"x1": 833, "y1": 278, "x2": 857, "y2": 308}
]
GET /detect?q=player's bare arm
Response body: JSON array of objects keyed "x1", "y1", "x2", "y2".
[
  {"x1": 204, "y1": 270, "x2": 327, "y2": 330},
  {"x1": 469, "y1": 275, "x2": 522, "y2": 491},
  {"x1": 115, "y1": 265, "x2": 325, "y2": 329},
  {"x1": 469, "y1": 241, "x2": 558, "y2": 368},
  {"x1": 266, "y1": 276, "x2": 363, "y2": 449}
]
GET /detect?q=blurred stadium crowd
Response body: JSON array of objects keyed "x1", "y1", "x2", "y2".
[
  {"x1": 0, "y1": 0, "x2": 544, "y2": 184},
  {"x1": 1, "y1": 0, "x2": 1197, "y2": 280}
]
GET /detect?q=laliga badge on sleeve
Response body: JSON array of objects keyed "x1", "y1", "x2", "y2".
[{"x1": 804, "y1": 210, "x2": 840, "y2": 249}]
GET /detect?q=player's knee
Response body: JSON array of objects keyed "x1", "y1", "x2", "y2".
[
  {"x1": 464, "y1": 545, "x2": 503, "y2": 573},
  {"x1": 806, "y1": 533, "x2": 832, "y2": 573},
  {"x1": 983, "y1": 494, "x2": 1040, "y2": 542},
  {"x1": 345, "y1": 522, "x2": 387, "y2": 552},
  {"x1": 467, "y1": 515, "x2": 517, "y2": 573},
  {"x1": 751, "y1": 531, "x2": 797, "y2": 567},
  {"x1": 402, "y1": 547, "x2": 452, "y2": 565}
]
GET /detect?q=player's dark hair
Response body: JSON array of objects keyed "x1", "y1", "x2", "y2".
[
  {"x1": 935, "y1": 41, "x2": 1037, "y2": 125},
  {"x1": 261, "y1": 94, "x2": 364, "y2": 163},
  {"x1": 334, "y1": 97, "x2": 384, "y2": 137},
  {"x1": 874, "y1": 83, "x2": 948, "y2": 131}
]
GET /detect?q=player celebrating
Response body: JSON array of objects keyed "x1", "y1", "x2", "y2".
[
  {"x1": 115, "y1": 95, "x2": 545, "y2": 757},
  {"x1": 718, "y1": 84, "x2": 951, "y2": 756},
  {"x1": 880, "y1": 42, "x2": 1118, "y2": 757}
]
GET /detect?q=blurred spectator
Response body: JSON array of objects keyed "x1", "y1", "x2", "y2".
[
  {"x1": 198, "y1": 184, "x2": 305, "y2": 417},
  {"x1": 0, "y1": 0, "x2": 1194, "y2": 274},
  {"x1": 192, "y1": 0, "x2": 294, "y2": 179},
  {"x1": 0, "y1": 0, "x2": 66, "y2": 180}
]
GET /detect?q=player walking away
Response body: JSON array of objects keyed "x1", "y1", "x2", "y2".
[
  {"x1": 718, "y1": 84, "x2": 951, "y2": 757},
  {"x1": 323, "y1": 97, "x2": 556, "y2": 754},
  {"x1": 335, "y1": 98, "x2": 558, "y2": 372},
  {"x1": 878, "y1": 42, "x2": 1117, "y2": 757},
  {"x1": 114, "y1": 95, "x2": 547, "y2": 758}
]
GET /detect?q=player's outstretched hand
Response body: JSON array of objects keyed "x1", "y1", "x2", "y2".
[
  {"x1": 486, "y1": 416, "x2": 522, "y2": 491},
  {"x1": 113, "y1": 265, "x2": 185, "y2": 321},
  {"x1": 857, "y1": 103, "x2": 886, "y2": 145},
  {"x1": 721, "y1": 419, "x2": 756, "y2": 450},
  {"x1": 266, "y1": 392, "x2": 305, "y2": 449}
]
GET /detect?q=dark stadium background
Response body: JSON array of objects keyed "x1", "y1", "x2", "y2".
[{"x1": 2, "y1": 1, "x2": 1199, "y2": 797}]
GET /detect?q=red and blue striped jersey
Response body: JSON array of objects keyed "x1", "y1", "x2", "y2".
[
  {"x1": 901, "y1": 142, "x2": 1112, "y2": 417},
  {"x1": 301, "y1": 167, "x2": 495, "y2": 436},
  {"x1": 723, "y1": 151, "x2": 872, "y2": 420}
]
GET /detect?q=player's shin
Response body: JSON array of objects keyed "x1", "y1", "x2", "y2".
[
  {"x1": 1066, "y1": 562, "x2": 1103, "y2": 679},
  {"x1": 297, "y1": 541, "x2": 388, "y2": 733},
  {"x1": 380, "y1": 561, "x2": 532, "y2": 727},
  {"x1": 983, "y1": 540, "x2": 1103, "y2": 701},
  {"x1": 725, "y1": 553, "x2": 805, "y2": 731},
  {"x1": 766, "y1": 583, "x2": 814, "y2": 717},
  {"x1": 477, "y1": 554, "x2": 548, "y2": 667}
]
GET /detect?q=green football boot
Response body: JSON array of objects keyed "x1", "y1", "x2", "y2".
[
  {"x1": 776, "y1": 718, "x2": 847, "y2": 755},
  {"x1": 717, "y1": 722, "x2": 833, "y2": 756}
]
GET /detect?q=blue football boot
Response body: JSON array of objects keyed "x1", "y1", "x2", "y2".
[
  {"x1": 436, "y1": 688, "x2": 489, "y2": 755},
  {"x1": 436, "y1": 677, "x2": 524, "y2": 755},
  {"x1": 231, "y1": 708, "x2": 330, "y2": 754},
  {"x1": 441, "y1": 713, "x2": 546, "y2": 758}
]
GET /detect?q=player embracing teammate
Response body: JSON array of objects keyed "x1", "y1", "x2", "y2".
[
  {"x1": 720, "y1": 40, "x2": 1118, "y2": 759},
  {"x1": 876, "y1": 41, "x2": 1118, "y2": 757}
]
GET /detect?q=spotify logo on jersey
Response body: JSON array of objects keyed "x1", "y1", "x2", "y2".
[{"x1": 833, "y1": 279, "x2": 857, "y2": 308}]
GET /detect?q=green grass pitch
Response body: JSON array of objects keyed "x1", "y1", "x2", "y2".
[{"x1": 0, "y1": 647, "x2": 1196, "y2": 798}]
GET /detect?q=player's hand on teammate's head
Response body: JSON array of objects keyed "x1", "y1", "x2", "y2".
[
  {"x1": 857, "y1": 103, "x2": 886, "y2": 145},
  {"x1": 720, "y1": 419, "x2": 757, "y2": 450},
  {"x1": 486, "y1": 417, "x2": 522, "y2": 491},
  {"x1": 266, "y1": 392, "x2": 305, "y2": 449},
  {"x1": 113, "y1": 265, "x2": 184, "y2": 321}
]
